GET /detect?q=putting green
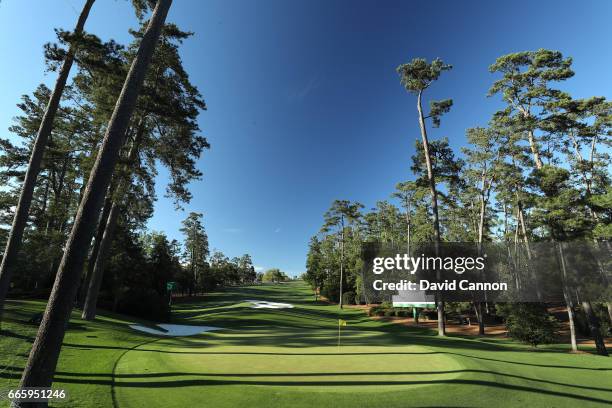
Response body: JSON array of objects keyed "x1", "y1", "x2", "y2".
[
  {"x1": 114, "y1": 283, "x2": 462, "y2": 407},
  {"x1": 2, "y1": 282, "x2": 612, "y2": 407}
]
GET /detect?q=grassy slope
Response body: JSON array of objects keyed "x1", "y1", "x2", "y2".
[
  {"x1": 0, "y1": 300, "x2": 153, "y2": 407},
  {"x1": 1, "y1": 282, "x2": 611, "y2": 407}
]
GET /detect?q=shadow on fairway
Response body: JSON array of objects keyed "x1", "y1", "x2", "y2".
[
  {"x1": 3, "y1": 365, "x2": 610, "y2": 393},
  {"x1": 1, "y1": 367, "x2": 610, "y2": 406}
]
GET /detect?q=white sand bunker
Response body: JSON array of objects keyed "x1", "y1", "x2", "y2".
[
  {"x1": 130, "y1": 324, "x2": 220, "y2": 337},
  {"x1": 246, "y1": 300, "x2": 294, "y2": 309}
]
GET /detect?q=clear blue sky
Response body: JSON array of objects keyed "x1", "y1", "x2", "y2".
[{"x1": 1, "y1": 1, "x2": 611, "y2": 276}]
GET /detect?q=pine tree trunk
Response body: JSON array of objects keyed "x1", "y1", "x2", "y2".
[
  {"x1": 0, "y1": 0, "x2": 95, "y2": 329},
  {"x1": 81, "y1": 199, "x2": 120, "y2": 320},
  {"x1": 566, "y1": 302, "x2": 578, "y2": 352},
  {"x1": 527, "y1": 130, "x2": 543, "y2": 170},
  {"x1": 405, "y1": 199, "x2": 411, "y2": 255},
  {"x1": 517, "y1": 201, "x2": 531, "y2": 258},
  {"x1": 416, "y1": 90, "x2": 444, "y2": 336},
  {"x1": 339, "y1": 216, "x2": 344, "y2": 309},
  {"x1": 78, "y1": 122, "x2": 134, "y2": 308},
  {"x1": 475, "y1": 301, "x2": 485, "y2": 335},
  {"x1": 81, "y1": 123, "x2": 143, "y2": 320},
  {"x1": 558, "y1": 243, "x2": 577, "y2": 352},
  {"x1": 476, "y1": 178, "x2": 487, "y2": 336},
  {"x1": 581, "y1": 301, "x2": 608, "y2": 356},
  {"x1": 15, "y1": 0, "x2": 172, "y2": 395},
  {"x1": 78, "y1": 186, "x2": 113, "y2": 307}
]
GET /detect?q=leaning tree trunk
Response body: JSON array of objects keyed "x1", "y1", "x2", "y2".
[
  {"x1": 78, "y1": 185, "x2": 113, "y2": 307},
  {"x1": 416, "y1": 90, "x2": 444, "y2": 336},
  {"x1": 78, "y1": 123, "x2": 135, "y2": 308},
  {"x1": 81, "y1": 198, "x2": 120, "y2": 320},
  {"x1": 0, "y1": 0, "x2": 95, "y2": 329},
  {"x1": 81, "y1": 132, "x2": 143, "y2": 320},
  {"x1": 16, "y1": 0, "x2": 172, "y2": 398}
]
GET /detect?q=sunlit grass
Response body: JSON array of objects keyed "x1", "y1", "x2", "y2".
[{"x1": 1, "y1": 282, "x2": 611, "y2": 407}]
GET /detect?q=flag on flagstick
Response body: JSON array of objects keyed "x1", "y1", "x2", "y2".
[{"x1": 338, "y1": 319, "x2": 347, "y2": 326}]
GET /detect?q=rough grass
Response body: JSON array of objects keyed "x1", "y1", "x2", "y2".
[{"x1": 1, "y1": 282, "x2": 611, "y2": 407}]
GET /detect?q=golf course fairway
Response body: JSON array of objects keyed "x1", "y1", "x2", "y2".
[{"x1": 1, "y1": 281, "x2": 611, "y2": 407}]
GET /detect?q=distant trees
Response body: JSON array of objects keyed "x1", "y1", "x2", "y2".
[
  {"x1": 305, "y1": 237, "x2": 325, "y2": 300},
  {"x1": 392, "y1": 181, "x2": 423, "y2": 254},
  {"x1": 321, "y1": 200, "x2": 364, "y2": 309},
  {"x1": 180, "y1": 212, "x2": 209, "y2": 295},
  {"x1": 262, "y1": 268, "x2": 288, "y2": 283},
  {"x1": 237, "y1": 254, "x2": 257, "y2": 284},
  {"x1": 461, "y1": 126, "x2": 503, "y2": 335},
  {"x1": 305, "y1": 49, "x2": 610, "y2": 354},
  {"x1": 204, "y1": 251, "x2": 257, "y2": 289}
]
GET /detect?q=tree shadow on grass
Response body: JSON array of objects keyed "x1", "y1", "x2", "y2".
[
  {"x1": 0, "y1": 329, "x2": 35, "y2": 342},
  {"x1": 1, "y1": 367, "x2": 609, "y2": 406},
  {"x1": 6, "y1": 321, "x2": 607, "y2": 374},
  {"x1": 3, "y1": 366, "x2": 610, "y2": 394},
  {"x1": 33, "y1": 333, "x2": 612, "y2": 372}
]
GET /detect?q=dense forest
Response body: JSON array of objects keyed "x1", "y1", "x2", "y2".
[
  {"x1": 0, "y1": 2, "x2": 260, "y2": 324},
  {"x1": 304, "y1": 51, "x2": 611, "y2": 355},
  {"x1": 0, "y1": 0, "x2": 268, "y2": 390}
]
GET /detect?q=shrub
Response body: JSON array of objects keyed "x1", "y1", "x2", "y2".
[
  {"x1": 368, "y1": 304, "x2": 410, "y2": 318},
  {"x1": 501, "y1": 303, "x2": 559, "y2": 347},
  {"x1": 368, "y1": 306, "x2": 382, "y2": 316}
]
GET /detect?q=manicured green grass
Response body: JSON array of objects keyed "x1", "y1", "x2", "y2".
[{"x1": 1, "y1": 282, "x2": 611, "y2": 407}]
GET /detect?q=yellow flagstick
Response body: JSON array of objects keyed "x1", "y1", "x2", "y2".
[{"x1": 337, "y1": 319, "x2": 347, "y2": 351}]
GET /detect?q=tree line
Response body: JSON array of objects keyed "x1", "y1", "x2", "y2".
[
  {"x1": 304, "y1": 49, "x2": 611, "y2": 356},
  {"x1": 0, "y1": 0, "x2": 249, "y2": 394}
]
